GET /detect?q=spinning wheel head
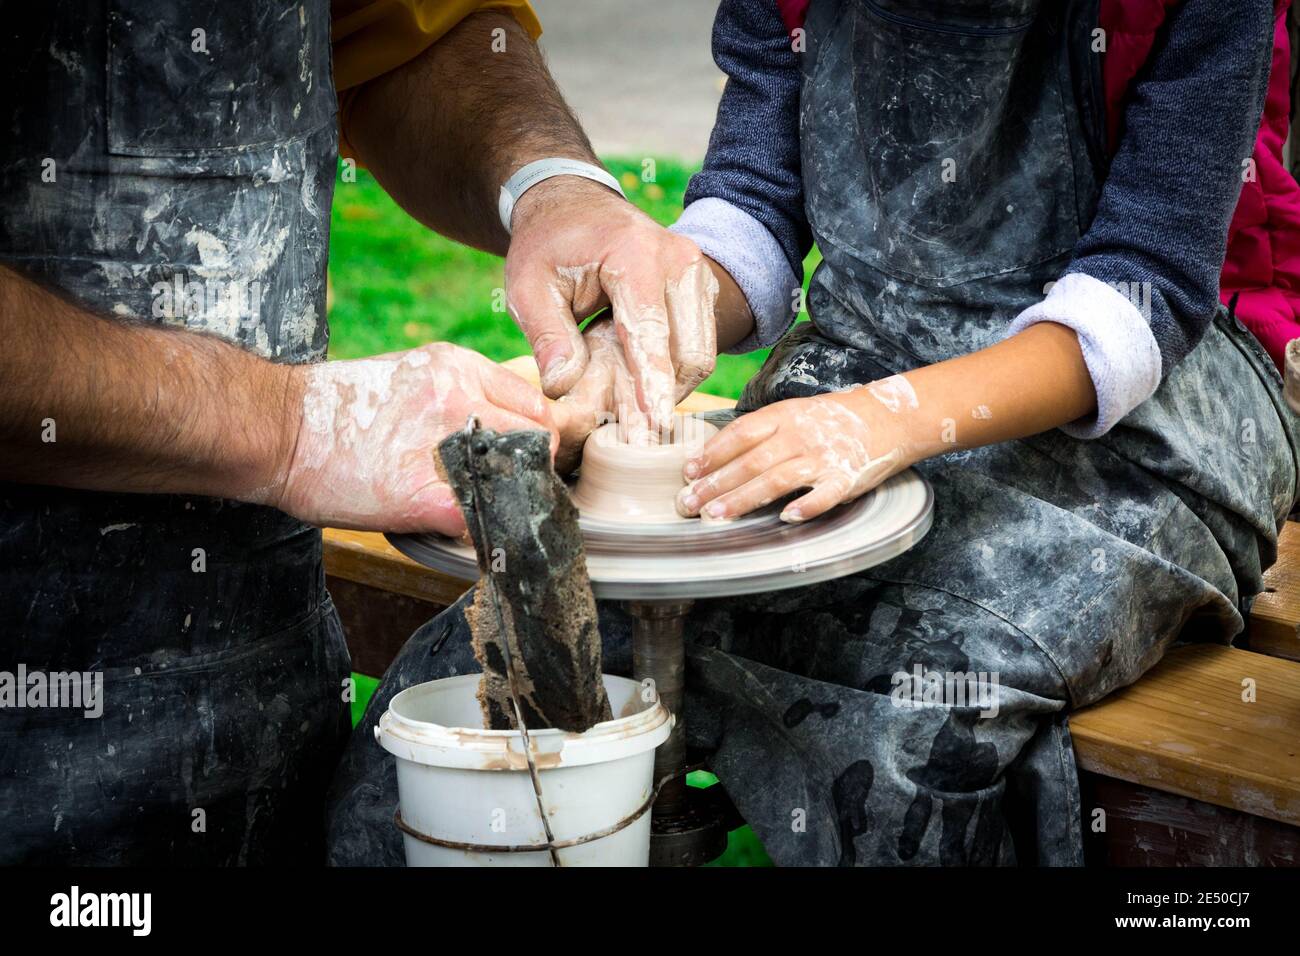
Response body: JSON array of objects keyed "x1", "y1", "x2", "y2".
[{"x1": 390, "y1": 469, "x2": 933, "y2": 601}]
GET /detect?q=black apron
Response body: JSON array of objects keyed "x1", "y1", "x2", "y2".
[
  {"x1": 326, "y1": 0, "x2": 1299, "y2": 866},
  {"x1": 0, "y1": 0, "x2": 350, "y2": 864}
]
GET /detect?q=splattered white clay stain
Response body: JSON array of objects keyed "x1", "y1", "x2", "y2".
[{"x1": 866, "y1": 375, "x2": 919, "y2": 414}]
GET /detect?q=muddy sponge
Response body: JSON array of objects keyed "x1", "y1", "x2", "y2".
[{"x1": 437, "y1": 427, "x2": 612, "y2": 733}]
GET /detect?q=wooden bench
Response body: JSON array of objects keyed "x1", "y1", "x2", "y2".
[
  {"x1": 323, "y1": 362, "x2": 1300, "y2": 865},
  {"x1": 1065, "y1": 524, "x2": 1300, "y2": 864},
  {"x1": 1244, "y1": 523, "x2": 1300, "y2": 662}
]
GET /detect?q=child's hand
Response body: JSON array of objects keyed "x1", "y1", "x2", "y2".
[
  {"x1": 676, "y1": 323, "x2": 1100, "y2": 524},
  {"x1": 676, "y1": 390, "x2": 912, "y2": 523}
]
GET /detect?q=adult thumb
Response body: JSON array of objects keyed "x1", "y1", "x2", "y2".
[{"x1": 506, "y1": 264, "x2": 590, "y2": 398}]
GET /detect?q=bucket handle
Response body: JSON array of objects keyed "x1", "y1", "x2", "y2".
[{"x1": 394, "y1": 762, "x2": 704, "y2": 856}]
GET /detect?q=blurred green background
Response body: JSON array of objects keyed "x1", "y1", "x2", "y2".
[
  {"x1": 326, "y1": 157, "x2": 820, "y2": 396},
  {"x1": 328, "y1": 157, "x2": 810, "y2": 867}
]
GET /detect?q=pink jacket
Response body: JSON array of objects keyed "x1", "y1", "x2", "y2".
[
  {"x1": 775, "y1": 0, "x2": 1300, "y2": 370},
  {"x1": 1101, "y1": 0, "x2": 1299, "y2": 370}
]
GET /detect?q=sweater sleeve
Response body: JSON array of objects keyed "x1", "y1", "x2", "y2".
[
  {"x1": 670, "y1": 0, "x2": 811, "y2": 354},
  {"x1": 1007, "y1": 0, "x2": 1274, "y2": 438}
]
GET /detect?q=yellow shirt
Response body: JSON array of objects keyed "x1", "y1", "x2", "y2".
[{"x1": 332, "y1": 0, "x2": 542, "y2": 156}]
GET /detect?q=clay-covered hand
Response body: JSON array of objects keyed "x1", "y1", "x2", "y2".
[
  {"x1": 551, "y1": 317, "x2": 659, "y2": 474},
  {"x1": 676, "y1": 389, "x2": 912, "y2": 523},
  {"x1": 270, "y1": 343, "x2": 557, "y2": 535},
  {"x1": 505, "y1": 176, "x2": 719, "y2": 434}
]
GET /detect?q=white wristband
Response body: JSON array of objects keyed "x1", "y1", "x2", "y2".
[{"x1": 498, "y1": 158, "x2": 625, "y2": 234}]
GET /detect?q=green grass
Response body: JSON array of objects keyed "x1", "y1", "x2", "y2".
[
  {"x1": 327, "y1": 156, "x2": 816, "y2": 399},
  {"x1": 331, "y1": 158, "x2": 789, "y2": 866},
  {"x1": 350, "y1": 672, "x2": 380, "y2": 729}
]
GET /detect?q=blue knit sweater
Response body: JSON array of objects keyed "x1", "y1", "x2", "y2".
[{"x1": 671, "y1": 0, "x2": 1274, "y2": 436}]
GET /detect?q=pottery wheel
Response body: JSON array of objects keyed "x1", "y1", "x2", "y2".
[{"x1": 388, "y1": 469, "x2": 933, "y2": 601}]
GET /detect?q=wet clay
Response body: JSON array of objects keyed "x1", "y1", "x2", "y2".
[{"x1": 570, "y1": 417, "x2": 718, "y2": 523}]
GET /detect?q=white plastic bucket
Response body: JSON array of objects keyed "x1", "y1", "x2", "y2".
[{"x1": 375, "y1": 674, "x2": 673, "y2": 866}]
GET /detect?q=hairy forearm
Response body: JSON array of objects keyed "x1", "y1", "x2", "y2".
[
  {"x1": 861, "y1": 322, "x2": 1097, "y2": 462},
  {"x1": 343, "y1": 9, "x2": 597, "y2": 254},
  {"x1": 0, "y1": 267, "x2": 299, "y2": 501}
]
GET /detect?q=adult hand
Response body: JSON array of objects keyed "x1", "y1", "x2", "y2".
[
  {"x1": 675, "y1": 387, "x2": 913, "y2": 523},
  {"x1": 550, "y1": 317, "x2": 653, "y2": 474},
  {"x1": 271, "y1": 343, "x2": 557, "y2": 535},
  {"x1": 505, "y1": 176, "x2": 719, "y2": 434}
]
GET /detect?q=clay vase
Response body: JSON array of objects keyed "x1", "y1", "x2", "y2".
[{"x1": 570, "y1": 417, "x2": 718, "y2": 523}]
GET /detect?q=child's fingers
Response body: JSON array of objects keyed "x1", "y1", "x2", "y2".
[
  {"x1": 783, "y1": 450, "x2": 903, "y2": 522},
  {"x1": 697, "y1": 458, "x2": 819, "y2": 520},
  {"x1": 684, "y1": 411, "x2": 780, "y2": 480},
  {"x1": 780, "y1": 472, "x2": 858, "y2": 523},
  {"x1": 676, "y1": 441, "x2": 796, "y2": 515}
]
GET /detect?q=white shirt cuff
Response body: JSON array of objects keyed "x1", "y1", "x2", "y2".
[
  {"x1": 670, "y1": 197, "x2": 799, "y2": 354},
  {"x1": 1005, "y1": 272, "x2": 1162, "y2": 439}
]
